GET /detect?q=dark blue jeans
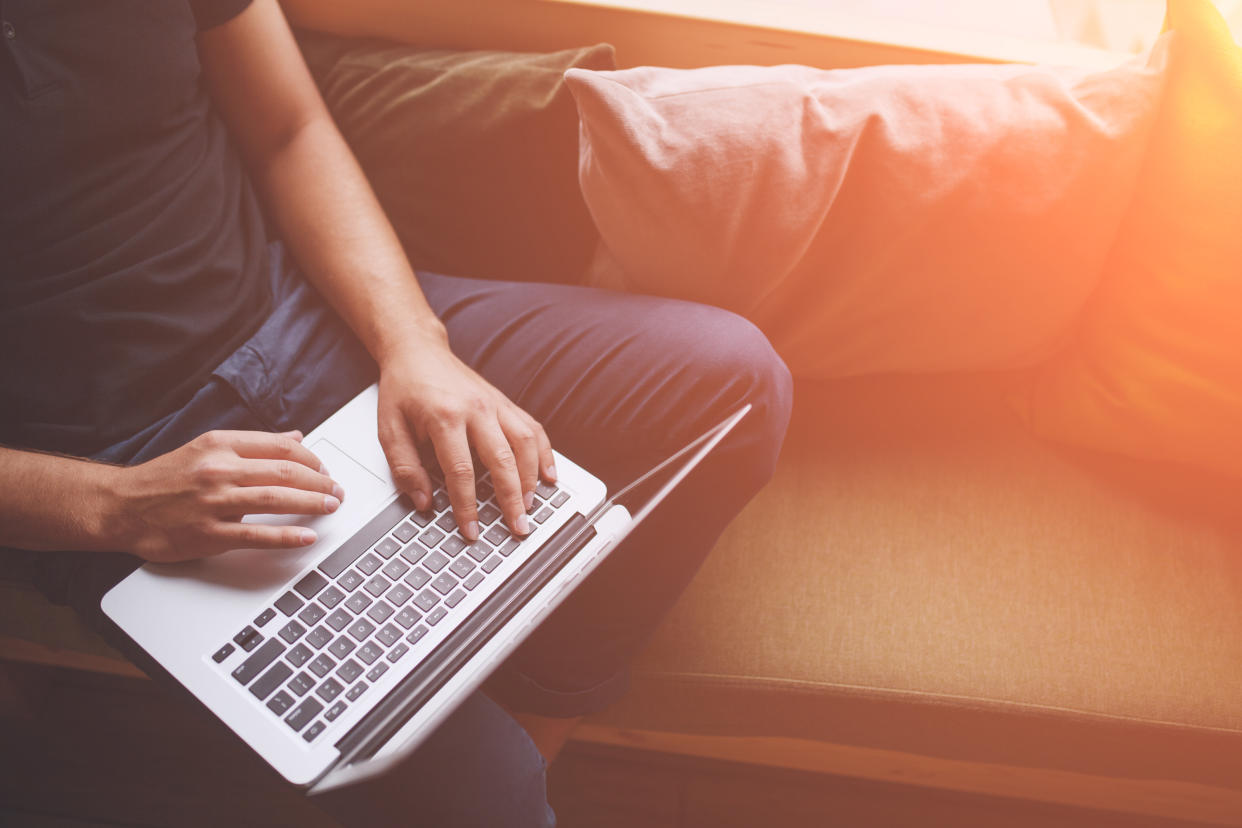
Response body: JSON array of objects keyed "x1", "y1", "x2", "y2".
[{"x1": 65, "y1": 247, "x2": 793, "y2": 827}]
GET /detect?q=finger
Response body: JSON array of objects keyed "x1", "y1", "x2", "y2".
[
  {"x1": 214, "y1": 485, "x2": 341, "y2": 517},
  {"x1": 497, "y1": 407, "x2": 540, "y2": 513},
  {"x1": 209, "y1": 430, "x2": 326, "y2": 473},
  {"x1": 210, "y1": 521, "x2": 317, "y2": 551},
  {"x1": 281, "y1": 430, "x2": 304, "y2": 442},
  {"x1": 233, "y1": 458, "x2": 343, "y2": 500},
  {"x1": 428, "y1": 421, "x2": 479, "y2": 541},
  {"x1": 377, "y1": 409, "x2": 433, "y2": 512},
  {"x1": 523, "y1": 410, "x2": 557, "y2": 484},
  {"x1": 472, "y1": 415, "x2": 530, "y2": 536}
]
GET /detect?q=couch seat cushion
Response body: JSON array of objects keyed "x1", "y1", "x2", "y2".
[{"x1": 590, "y1": 372, "x2": 1242, "y2": 807}]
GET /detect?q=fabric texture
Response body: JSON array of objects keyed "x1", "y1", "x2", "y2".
[
  {"x1": 0, "y1": 0, "x2": 273, "y2": 457},
  {"x1": 1019, "y1": 0, "x2": 1242, "y2": 478},
  {"x1": 296, "y1": 31, "x2": 615, "y2": 285},
  {"x1": 566, "y1": 50, "x2": 1168, "y2": 380}
]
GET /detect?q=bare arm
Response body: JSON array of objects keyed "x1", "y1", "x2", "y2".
[
  {"x1": 198, "y1": 1, "x2": 555, "y2": 541},
  {"x1": 0, "y1": 431, "x2": 342, "y2": 562}
]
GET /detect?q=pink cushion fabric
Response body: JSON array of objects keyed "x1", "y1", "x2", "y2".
[{"x1": 566, "y1": 52, "x2": 1167, "y2": 379}]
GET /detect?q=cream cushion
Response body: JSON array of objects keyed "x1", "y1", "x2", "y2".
[{"x1": 567, "y1": 53, "x2": 1167, "y2": 379}]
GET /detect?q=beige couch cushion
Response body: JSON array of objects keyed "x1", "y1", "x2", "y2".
[{"x1": 589, "y1": 372, "x2": 1242, "y2": 816}]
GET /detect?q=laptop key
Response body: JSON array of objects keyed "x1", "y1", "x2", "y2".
[
  {"x1": 411, "y1": 511, "x2": 432, "y2": 528},
  {"x1": 498, "y1": 539, "x2": 520, "y2": 557},
  {"x1": 278, "y1": 620, "x2": 306, "y2": 643},
  {"x1": 250, "y1": 662, "x2": 293, "y2": 701},
  {"x1": 233, "y1": 626, "x2": 259, "y2": 649},
  {"x1": 400, "y1": 543, "x2": 428, "y2": 565},
  {"x1": 426, "y1": 607, "x2": 448, "y2": 626},
  {"x1": 449, "y1": 557, "x2": 475, "y2": 579},
  {"x1": 336, "y1": 659, "x2": 363, "y2": 684},
  {"x1": 347, "y1": 681, "x2": 370, "y2": 701},
  {"x1": 431, "y1": 573, "x2": 458, "y2": 596},
  {"x1": 386, "y1": 643, "x2": 409, "y2": 663},
  {"x1": 483, "y1": 525, "x2": 509, "y2": 546},
  {"x1": 419, "y1": 527, "x2": 445, "y2": 549},
  {"x1": 294, "y1": 570, "x2": 329, "y2": 599},
  {"x1": 297, "y1": 602, "x2": 325, "y2": 627},
  {"x1": 444, "y1": 588, "x2": 466, "y2": 609},
  {"x1": 413, "y1": 589, "x2": 440, "y2": 612},
  {"x1": 338, "y1": 569, "x2": 364, "y2": 592},
  {"x1": 462, "y1": 571, "x2": 485, "y2": 591},
  {"x1": 287, "y1": 671, "x2": 315, "y2": 697},
  {"x1": 316, "y1": 677, "x2": 344, "y2": 702},
  {"x1": 478, "y1": 504, "x2": 502, "y2": 525},
  {"x1": 441, "y1": 535, "x2": 466, "y2": 557},
  {"x1": 328, "y1": 636, "x2": 356, "y2": 659},
  {"x1": 285, "y1": 698, "x2": 323, "y2": 732},
  {"x1": 404, "y1": 568, "x2": 432, "y2": 590},
  {"x1": 550, "y1": 491, "x2": 569, "y2": 508},
  {"x1": 345, "y1": 592, "x2": 373, "y2": 615},
  {"x1": 406, "y1": 625, "x2": 429, "y2": 645},
  {"x1": 394, "y1": 608, "x2": 421, "y2": 630},
  {"x1": 376, "y1": 624, "x2": 402, "y2": 647},
  {"x1": 324, "y1": 701, "x2": 347, "y2": 722},
  {"x1": 533, "y1": 506, "x2": 553, "y2": 525},
  {"x1": 535, "y1": 481, "x2": 557, "y2": 499},
  {"x1": 325, "y1": 609, "x2": 352, "y2": 631},
  {"x1": 267, "y1": 690, "x2": 294, "y2": 716},
  {"x1": 232, "y1": 638, "x2": 285, "y2": 685},
  {"x1": 356, "y1": 553, "x2": 382, "y2": 575},
  {"x1": 306, "y1": 625, "x2": 334, "y2": 650},
  {"x1": 393, "y1": 521, "x2": 418, "y2": 543},
  {"x1": 303, "y1": 720, "x2": 328, "y2": 743},
  {"x1": 431, "y1": 492, "x2": 450, "y2": 512},
  {"x1": 382, "y1": 559, "x2": 409, "y2": 581},
  {"x1": 465, "y1": 543, "x2": 491, "y2": 563},
  {"x1": 348, "y1": 618, "x2": 376, "y2": 641},
  {"x1": 274, "y1": 591, "x2": 304, "y2": 616},
  {"x1": 357, "y1": 642, "x2": 384, "y2": 665},
  {"x1": 364, "y1": 574, "x2": 391, "y2": 597},
  {"x1": 482, "y1": 555, "x2": 503, "y2": 574},
  {"x1": 435, "y1": 512, "x2": 457, "y2": 533},
  {"x1": 212, "y1": 643, "x2": 235, "y2": 663},
  {"x1": 374, "y1": 537, "x2": 400, "y2": 559},
  {"x1": 366, "y1": 663, "x2": 388, "y2": 683},
  {"x1": 423, "y1": 551, "x2": 450, "y2": 573},
  {"x1": 254, "y1": 608, "x2": 277, "y2": 628},
  {"x1": 367, "y1": 601, "x2": 395, "y2": 624},
  {"x1": 386, "y1": 583, "x2": 415, "y2": 605},
  {"x1": 286, "y1": 643, "x2": 313, "y2": 668},
  {"x1": 308, "y1": 653, "x2": 335, "y2": 678}
]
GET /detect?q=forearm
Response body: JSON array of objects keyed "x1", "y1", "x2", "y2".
[
  {"x1": 249, "y1": 114, "x2": 445, "y2": 365},
  {"x1": 0, "y1": 447, "x2": 121, "y2": 553}
]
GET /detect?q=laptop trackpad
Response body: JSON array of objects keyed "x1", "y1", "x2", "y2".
[{"x1": 172, "y1": 440, "x2": 397, "y2": 593}]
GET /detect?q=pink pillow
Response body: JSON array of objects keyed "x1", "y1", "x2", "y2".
[{"x1": 566, "y1": 52, "x2": 1168, "y2": 379}]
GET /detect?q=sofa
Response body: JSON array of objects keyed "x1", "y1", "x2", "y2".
[{"x1": 3, "y1": 2, "x2": 1241, "y2": 826}]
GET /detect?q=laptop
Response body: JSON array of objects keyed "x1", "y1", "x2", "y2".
[{"x1": 102, "y1": 383, "x2": 747, "y2": 793}]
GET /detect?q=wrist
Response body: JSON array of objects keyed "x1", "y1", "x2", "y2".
[
  {"x1": 373, "y1": 317, "x2": 450, "y2": 369},
  {"x1": 84, "y1": 463, "x2": 135, "y2": 553}
]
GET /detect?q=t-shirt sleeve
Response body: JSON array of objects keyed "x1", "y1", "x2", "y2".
[{"x1": 189, "y1": 0, "x2": 254, "y2": 31}]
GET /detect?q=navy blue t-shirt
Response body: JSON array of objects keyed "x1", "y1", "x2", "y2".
[{"x1": 0, "y1": 0, "x2": 272, "y2": 456}]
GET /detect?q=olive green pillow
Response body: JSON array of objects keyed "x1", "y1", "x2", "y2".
[{"x1": 296, "y1": 30, "x2": 615, "y2": 285}]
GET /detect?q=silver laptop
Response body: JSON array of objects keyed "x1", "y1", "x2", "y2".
[{"x1": 103, "y1": 384, "x2": 746, "y2": 793}]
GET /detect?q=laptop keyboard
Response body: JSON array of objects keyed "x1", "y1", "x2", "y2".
[{"x1": 210, "y1": 472, "x2": 571, "y2": 744}]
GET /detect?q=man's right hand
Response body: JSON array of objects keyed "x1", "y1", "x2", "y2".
[{"x1": 104, "y1": 429, "x2": 344, "y2": 563}]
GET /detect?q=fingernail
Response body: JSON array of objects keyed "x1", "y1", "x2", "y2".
[
  {"x1": 545, "y1": 463, "x2": 558, "y2": 482},
  {"x1": 300, "y1": 529, "x2": 317, "y2": 545},
  {"x1": 515, "y1": 514, "x2": 531, "y2": 535},
  {"x1": 320, "y1": 462, "x2": 330, "y2": 475},
  {"x1": 463, "y1": 520, "x2": 479, "y2": 541},
  {"x1": 523, "y1": 491, "x2": 534, "y2": 511},
  {"x1": 324, "y1": 494, "x2": 341, "y2": 513},
  {"x1": 413, "y1": 491, "x2": 430, "y2": 512},
  {"x1": 332, "y1": 483, "x2": 345, "y2": 501}
]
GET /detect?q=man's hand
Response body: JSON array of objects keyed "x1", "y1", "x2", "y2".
[
  {"x1": 376, "y1": 329, "x2": 556, "y2": 541},
  {"x1": 104, "y1": 430, "x2": 344, "y2": 563}
]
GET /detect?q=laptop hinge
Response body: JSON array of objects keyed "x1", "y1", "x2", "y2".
[{"x1": 327, "y1": 512, "x2": 597, "y2": 771}]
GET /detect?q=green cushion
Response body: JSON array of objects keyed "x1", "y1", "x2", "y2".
[{"x1": 296, "y1": 30, "x2": 615, "y2": 285}]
